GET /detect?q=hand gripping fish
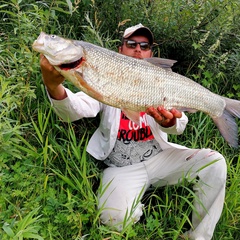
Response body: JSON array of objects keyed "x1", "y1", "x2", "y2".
[{"x1": 32, "y1": 32, "x2": 240, "y2": 148}]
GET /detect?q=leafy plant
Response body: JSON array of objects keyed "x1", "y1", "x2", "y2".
[
  {"x1": 0, "y1": 0, "x2": 239, "y2": 239},
  {"x1": 2, "y1": 207, "x2": 43, "y2": 240}
]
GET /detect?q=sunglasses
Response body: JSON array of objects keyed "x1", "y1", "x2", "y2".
[{"x1": 124, "y1": 40, "x2": 151, "y2": 51}]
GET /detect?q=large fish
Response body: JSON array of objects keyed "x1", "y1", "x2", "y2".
[{"x1": 32, "y1": 32, "x2": 240, "y2": 147}]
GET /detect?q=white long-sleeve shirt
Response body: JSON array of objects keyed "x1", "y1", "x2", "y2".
[{"x1": 48, "y1": 88, "x2": 189, "y2": 160}]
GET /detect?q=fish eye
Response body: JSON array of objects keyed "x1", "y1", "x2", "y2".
[{"x1": 50, "y1": 35, "x2": 56, "y2": 39}]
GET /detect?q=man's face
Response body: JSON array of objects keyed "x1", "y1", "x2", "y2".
[{"x1": 119, "y1": 35, "x2": 152, "y2": 59}]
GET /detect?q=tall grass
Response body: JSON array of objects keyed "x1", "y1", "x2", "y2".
[{"x1": 0, "y1": 0, "x2": 240, "y2": 239}]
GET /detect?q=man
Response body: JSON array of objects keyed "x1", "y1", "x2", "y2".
[{"x1": 40, "y1": 23, "x2": 227, "y2": 240}]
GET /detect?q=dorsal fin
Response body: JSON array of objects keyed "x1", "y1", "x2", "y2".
[{"x1": 144, "y1": 57, "x2": 177, "y2": 71}]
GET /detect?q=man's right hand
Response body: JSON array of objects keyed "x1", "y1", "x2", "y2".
[{"x1": 40, "y1": 54, "x2": 67, "y2": 100}]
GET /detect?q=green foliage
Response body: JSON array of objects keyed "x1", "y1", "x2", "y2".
[
  {"x1": 0, "y1": 0, "x2": 240, "y2": 239},
  {"x1": 0, "y1": 79, "x2": 22, "y2": 165},
  {"x1": 2, "y1": 207, "x2": 43, "y2": 240}
]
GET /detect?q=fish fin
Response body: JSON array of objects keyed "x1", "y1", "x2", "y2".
[
  {"x1": 144, "y1": 57, "x2": 177, "y2": 71},
  {"x1": 177, "y1": 107, "x2": 198, "y2": 113},
  {"x1": 122, "y1": 109, "x2": 140, "y2": 125},
  {"x1": 212, "y1": 97, "x2": 240, "y2": 148}
]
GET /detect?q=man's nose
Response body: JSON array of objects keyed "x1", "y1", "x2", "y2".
[{"x1": 135, "y1": 43, "x2": 142, "y2": 51}]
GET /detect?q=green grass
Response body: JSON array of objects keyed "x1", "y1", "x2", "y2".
[
  {"x1": 0, "y1": 0, "x2": 240, "y2": 239},
  {"x1": 1, "y1": 102, "x2": 239, "y2": 239}
]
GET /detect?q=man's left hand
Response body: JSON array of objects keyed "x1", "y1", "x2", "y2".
[{"x1": 146, "y1": 106, "x2": 182, "y2": 127}]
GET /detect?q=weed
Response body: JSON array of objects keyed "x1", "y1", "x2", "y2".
[{"x1": 0, "y1": 0, "x2": 240, "y2": 239}]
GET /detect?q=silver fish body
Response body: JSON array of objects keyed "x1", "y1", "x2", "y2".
[{"x1": 32, "y1": 32, "x2": 240, "y2": 147}]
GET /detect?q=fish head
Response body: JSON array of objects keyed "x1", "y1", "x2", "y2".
[{"x1": 32, "y1": 32, "x2": 83, "y2": 66}]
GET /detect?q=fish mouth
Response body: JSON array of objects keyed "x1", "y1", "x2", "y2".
[
  {"x1": 32, "y1": 41, "x2": 44, "y2": 52},
  {"x1": 58, "y1": 58, "x2": 83, "y2": 70}
]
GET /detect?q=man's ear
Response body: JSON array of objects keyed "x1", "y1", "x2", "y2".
[{"x1": 118, "y1": 46, "x2": 122, "y2": 53}]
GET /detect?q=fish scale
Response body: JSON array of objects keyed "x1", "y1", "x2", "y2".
[
  {"x1": 80, "y1": 41, "x2": 225, "y2": 115},
  {"x1": 32, "y1": 32, "x2": 240, "y2": 147}
]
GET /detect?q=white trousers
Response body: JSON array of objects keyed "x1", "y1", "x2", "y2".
[{"x1": 98, "y1": 148, "x2": 227, "y2": 240}]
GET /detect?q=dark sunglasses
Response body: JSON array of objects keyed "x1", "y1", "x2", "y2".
[{"x1": 124, "y1": 40, "x2": 151, "y2": 51}]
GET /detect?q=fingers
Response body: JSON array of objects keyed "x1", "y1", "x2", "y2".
[
  {"x1": 39, "y1": 54, "x2": 65, "y2": 86},
  {"x1": 146, "y1": 106, "x2": 170, "y2": 125},
  {"x1": 146, "y1": 106, "x2": 182, "y2": 127},
  {"x1": 156, "y1": 106, "x2": 174, "y2": 120},
  {"x1": 40, "y1": 53, "x2": 48, "y2": 65},
  {"x1": 40, "y1": 54, "x2": 55, "y2": 72},
  {"x1": 146, "y1": 106, "x2": 163, "y2": 121},
  {"x1": 169, "y1": 108, "x2": 182, "y2": 118}
]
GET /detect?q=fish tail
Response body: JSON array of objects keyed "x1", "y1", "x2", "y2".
[{"x1": 212, "y1": 97, "x2": 240, "y2": 148}]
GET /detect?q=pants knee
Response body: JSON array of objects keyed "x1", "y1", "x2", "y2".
[
  {"x1": 199, "y1": 151, "x2": 227, "y2": 183},
  {"x1": 99, "y1": 203, "x2": 143, "y2": 231},
  {"x1": 99, "y1": 208, "x2": 127, "y2": 231},
  {"x1": 210, "y1": 152, "x2": 227, "y2": 179}
]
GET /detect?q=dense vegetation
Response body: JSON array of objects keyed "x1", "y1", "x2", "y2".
[{"x1": 0, "y1": 0, "x2": 239, "y2": 239}]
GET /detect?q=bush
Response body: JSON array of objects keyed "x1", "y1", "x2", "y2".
[{"x1": 0, "y1": 0, "x2": 239, "y2": 239}]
